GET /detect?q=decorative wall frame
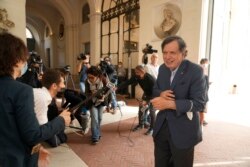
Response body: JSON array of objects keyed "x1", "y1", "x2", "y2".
[
  {"x1": 0, "y1": 8, "x2": 15, "y2": 32},
  {"x1": 58, "y1": 20, "x2": 64, "y2": 40},
  {"x1": 153, "y1": 3, "x2": 181, "y2": 39}
]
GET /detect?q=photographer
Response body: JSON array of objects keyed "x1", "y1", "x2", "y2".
[
  {"x1": 85, "y1": 66, "x2": 108, "y2": 144},
  {"x1": 118, "y1": 65, "x2": 156, "y2": 135},
  {"x1": 33, "y1": 69, "x2": 70, "y2": 147},
  {"x1": 77, "y1": 53, "x2": 90, "y2": 93},
  {"x1": 17, "y1": 52, "x2": 45, "y2": 88},
  {"x1": 99, "y1": 56, "x2": 118, "y2": 114}
]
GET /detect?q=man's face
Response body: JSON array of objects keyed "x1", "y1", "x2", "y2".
[
  {"x1": 82, "y1": 60, "x2": 89, "y2": 66},
  {"x1": 162, "y1": 40, "x2": 184, "y2": 71},
  {"x1": 104, "y1": 58, "x2": 111, "y2": 65},
  {"x1": 55, "y1": 77, "x2": 65, "y2": 94},
  {"x1": 151, "y1": 55, "x2": 158, "y2": 65}
]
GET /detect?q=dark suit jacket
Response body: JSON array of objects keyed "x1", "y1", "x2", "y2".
[
  {"x1": 153, "y1": 60, "x2": 206, "y2": 149},
  {"x1": 0, "y1": 76, "x2": 65, "y2": 167}
]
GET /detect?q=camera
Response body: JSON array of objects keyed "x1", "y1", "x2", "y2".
[
  {"x1": 30, "y1": 52, "x2": 43, "y2": 64},
  {"x1": 142, "y1": 44, "x2": 158, "y2": 54},
  {"x1": 77, "y1": 53, "x2": 87, "y2": 60},
  {"x1": 142, "y1": 44, "x2": 158, "y2": 65},
  {"x1": 63, "y1": 65, "x2": 71, "y2": 73},
  {"x1": 28, "y1": 52, "x2": 44, "y2": 74},
  {"x1": 100, "y1": 60, "x2": 108, "y2": 70}
]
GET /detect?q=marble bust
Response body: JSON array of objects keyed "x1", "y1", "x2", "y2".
[{"x1": 160, "y1": 8, "x2": 177, "y2": 35}]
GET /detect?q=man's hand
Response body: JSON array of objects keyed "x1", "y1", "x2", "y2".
[
  {"x1": 38, "y1": 146, "x2": 50, "y2": 167},
  {"x1": 86, "y1": 63, "x2": 91, "y2": 68},
  {"x1": 59, "y1": 109, "x2": 71, "y2": 126},
  {"x1": 160, "y1": 90, "x2": 175, "y2": 100},
  {"x1": 151, "y1": 90, "x2": 176, "y2": 111},
  {"x1": 138, "y1": 100, "x2": 147, "y2": 107}
]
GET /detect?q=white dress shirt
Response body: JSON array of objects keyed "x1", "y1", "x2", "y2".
[
  {"x1": 33, "y1": 87, "x2": 52, "y2": 125},
  {"x1": 145, "y1": 63, "x2": 160, "y2": 79}
]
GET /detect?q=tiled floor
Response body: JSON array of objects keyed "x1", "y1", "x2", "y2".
[{"x1": 49, "y1": 93, "x2": 250, "y2": 167}]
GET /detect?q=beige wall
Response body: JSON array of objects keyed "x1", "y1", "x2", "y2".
[
  {"x1": 2, "y1": 0, "x2": 203, "y2": 75},
  {"x1": 139, "y1": 0, "x2": 202, "y2": 65},
  {"x1": 1, "y1": 0, "x2": 26, "y2": 42}
]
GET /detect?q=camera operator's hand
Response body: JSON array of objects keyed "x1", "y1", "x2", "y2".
[
  {"x1": 38, "y1": 73, "x2": 43, "y2": 81},
  {"x1": 59, "y1": 109, "x2": 71, "y2": 126},
  {"x1": 85, "y1": 62, "x2": 91, "y2": 68}
]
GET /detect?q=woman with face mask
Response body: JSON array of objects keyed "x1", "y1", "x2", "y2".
[{"x1": 0, "y1": 33, "x2": 71, "y2": 167}]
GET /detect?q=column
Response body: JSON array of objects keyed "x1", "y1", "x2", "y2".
[
  {"x1": 65, "y1": 23, "x2": 80, "y2": 74},
  {"x1": 89, "y1": 12, "x2": 102, "y2": 65}
]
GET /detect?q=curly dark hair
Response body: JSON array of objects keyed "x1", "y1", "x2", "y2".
[
  {"x1": 0, "y1": 33, "x2": 28, "y2": 76},
  {"x1": 86, "y1": 66, "x2": 102, "y2": 77}
]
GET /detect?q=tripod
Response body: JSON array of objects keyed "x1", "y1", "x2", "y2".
[
  {"x1": 64, "y1": 71, "x2": 76, "y2": 90},
  {"x1": 61, "y1": 71, "x2": 76, "y2": 108}
]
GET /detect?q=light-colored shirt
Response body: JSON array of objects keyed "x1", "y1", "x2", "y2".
[
  {"x1": 170, "y1": 68, "x2": 178, "y2": 84},
  {"x1": 33, "y1": 87, "x2": 52, "y2": 125},
  {"x1": 145, "y1": 63, "x2": 160, "y2": 79}
]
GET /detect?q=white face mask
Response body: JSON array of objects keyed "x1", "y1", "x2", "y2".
[
  {"x1": 21, "y1": 62, "x2": 28, "y2": 76},
  {"x1": 204, "y1": 64, "x2": 209, "y2": 68}
]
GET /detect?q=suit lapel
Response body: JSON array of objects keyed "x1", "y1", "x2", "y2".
[
  {"x1": 170, "y1": 60, "x2": 188, "y2": 90},
  {"x1": 160, "y1": 65, "x2": 171, "y2": 90}
]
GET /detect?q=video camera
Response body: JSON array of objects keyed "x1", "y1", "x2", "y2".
[
  {"x1": 142, "y1": 44, "x2": 158, "y2": 54},
  {"x1": 29, "y1": 52, "x2": 44, "y2": 74},
  {"x1": 142, "y1": 44, "x2": 158, "y2": 65},
  {"x1": 30, "y1": 52, "x2": 43, "y2": 64},
  {"x1": 77, "y1": 53, "x2": 88, "y2": 60},
  {"x1": 100, "y1": 60, "x2": 108, "y2": 70},
  {"x1": 63, "y1": 65, "x2": 71, "y2": 73}
]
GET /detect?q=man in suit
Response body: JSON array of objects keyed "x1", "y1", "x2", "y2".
[
  {"x1": 0, "y1": 33, "x2": 71, "y2": 167},
  {"x1": 151, "y1": 35, "x2": 206, "y2": 167}
]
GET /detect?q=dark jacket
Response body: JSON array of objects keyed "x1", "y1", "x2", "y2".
[
  {"x1": 118, "y1": 73, "x2": 156, "y2": 102},
  {"x1": 79, "y1": 65, "x2": 88, "y2": 82},
  {"x1": 0, "y1": 76, "x2": 65, "y2": 167},
  {"x1": 100, "y1": 62, "x2": 117, "y2": 83},
  {"x1": 17, "y1": 68, "x2": 42, "y2": 88},
  {"x1": 153, "y1": 60, "x2": 206, "y2": 149}
]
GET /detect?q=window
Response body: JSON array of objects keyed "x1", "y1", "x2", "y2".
[{"x1": 26, "y1": 28, "x2": 33, "y2": 39}]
